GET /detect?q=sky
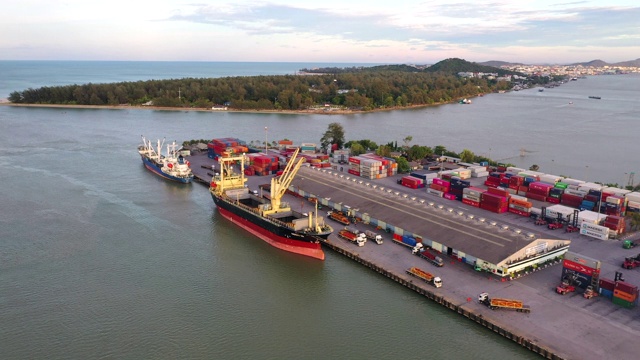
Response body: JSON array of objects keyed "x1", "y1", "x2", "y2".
[{"x1": 2, "y1": 0, "x2": 639, "y2": 64}]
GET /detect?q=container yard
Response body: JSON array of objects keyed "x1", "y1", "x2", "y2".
[{"x1": 186, "y1": 140, "x2": 640, "y2": 360}]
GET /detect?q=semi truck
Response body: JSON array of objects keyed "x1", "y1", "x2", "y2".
[
  {"x1": 328, "y1": 211, "x2": 350, "y2": 225},
  {"x1": 413, "y1": 247, "x2": 444, "y2": 267},
  {"x1": 406, "y1": 267, "x2": 442, "y2": 288},
  {"x1": 364, "y1": 230, "x2": 383, "y2": 244},
  {"x1": 393, "y1": 237, "x2": 422, "y2": 253},
  {"x1": 338, "y1": 229, "x2": 366, "y2": 247},
  {"x1": 478, "y1": 293, "x2": 531, "y2": 313}
]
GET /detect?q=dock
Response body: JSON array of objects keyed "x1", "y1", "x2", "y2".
[{"x1": 187, "y1": 151, "x2": 640, "y2": 360}]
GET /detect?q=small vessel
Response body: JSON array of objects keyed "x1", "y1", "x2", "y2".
[
  {"x1": 138, "y1": 136, "x2": 194, "y2": 183},
  {"x1": 538, "y1": 88, "x2": 544, "y2": 92},
  {"x1": 459, "y1": 98, "x2": 472, "y2": 104},
  {"x1": 588, "y1": 96, "x2": 601, "y2": 99},
  {"x1": 209, "y1": 148, "x2": 333, "y2": 260}
]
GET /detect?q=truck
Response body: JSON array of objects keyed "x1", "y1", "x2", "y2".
[
  {"x1": 338, "y1": 229, "x2": 366, "y2": 247},
  {"x1": 556, "y1": 279, "x2": 576, "y2": 295},
  {"x1": 414, "y1": 248, "x2": 444, "y2": 267},
  {"x1": 478, "y1": 292, "x2": 531, "y2": 313},
  {"x1": 622, "y1": 254, "x2": 640, "y2": 269},
  {"x1": 406, "y1": 267, "x2": 442, "y2": 288},
  {"x1": 328, "y1": 211, "x2": 350, "y2": 225},
  {"x1": 364, "y1": 230, "x2": 383, "y2": 244},
  {"x1": 623, "y1": 240, "x2": 638, "y2": 249}
]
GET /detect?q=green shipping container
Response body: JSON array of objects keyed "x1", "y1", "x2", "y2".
[
  {"x1": 612, "y1": 296, "x2": 636, "y2": 308},
  {"x1": 555, "y1": 182, "x2": 568, "y2": 189}
]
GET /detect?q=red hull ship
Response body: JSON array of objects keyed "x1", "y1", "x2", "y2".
[{"x1": 209, "y1": 148, "x2": 332, "y2": 260}]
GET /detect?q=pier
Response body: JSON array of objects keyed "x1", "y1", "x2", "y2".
[{"x1": 188, "y1": 151, "x2": 640, "y2": 360}]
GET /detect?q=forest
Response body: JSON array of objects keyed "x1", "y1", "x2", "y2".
[{"x1": 8, "y1": 60, "x2": 517, "y2": 111}]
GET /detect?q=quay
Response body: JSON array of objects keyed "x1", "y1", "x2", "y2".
[{"x1": 187, "y1": 151, "x2": 640, "y2": 360}]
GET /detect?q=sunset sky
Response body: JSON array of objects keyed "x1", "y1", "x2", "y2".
[{"x1": 2, "y1": 0, "x2": 639, "y2": 64}]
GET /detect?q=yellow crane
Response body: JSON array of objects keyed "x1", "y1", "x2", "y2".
[{"x1": 262, "y1": 147, "x2": 304, "y2": 216}]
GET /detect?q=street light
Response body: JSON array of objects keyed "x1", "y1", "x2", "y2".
[{"x1": 264, "y1": 126, "x2": 268, "y2": 155}]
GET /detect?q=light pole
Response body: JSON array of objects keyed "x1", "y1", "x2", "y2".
[{"x1": 264, "y1": 126, "x2": 268, "y2": 155}]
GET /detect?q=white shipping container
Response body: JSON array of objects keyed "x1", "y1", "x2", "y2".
[
  {"x1": 580, "y1": 223, "x2": 610, "y2": 240},
  {"x1": 506, "y1": 166, "x2": 526, "y2": 175},
  {"x1": 472, "y1": 171, "x2": 489, "y2": 178},
  {"x1": 579, "y1": 182, "x2": 603, "y2": 191},
  {"x1": 463, "y1": 188, "x2": 483, "y2": 197},
  {"x1": 564, "y1": 188, "x2": 588, "y2": 197},
  {"x1": 462, "y1": 194, "x2": 481, "y2": 202},
  {"x1": 627, "y1": 200, "x2": 640, "y2": 209},
  {"x1": 427, "y1": 188, "x2": 444, "y2": 197},
  {"x1": 511, "y1": 194, "x2": 528, "y2": 202},
  {"x1": 578, "y1": 210, "x2": 606, "y2": 224},
  {"x1": 539, "y1": 174, "x2": 562, "y2": 184},
  {"x1": 625, "y1": 192, "x2": 640, "y2": 203},
  {"x1": 562, "y1": 178, "x2": 586, "y2": 186}
]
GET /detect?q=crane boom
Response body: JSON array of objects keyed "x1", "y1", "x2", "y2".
[{"x1": 266, "y1": 148, "x2": 304, "y2": 214}]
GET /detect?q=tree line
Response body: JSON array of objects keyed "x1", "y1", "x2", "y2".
[{"x1": 8, "y1": 70, "x2": 510, "y2": 111}]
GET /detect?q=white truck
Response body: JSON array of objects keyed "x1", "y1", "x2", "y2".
[{"x1": 364, "y1": 230, "x2": 383, "y2": 244}]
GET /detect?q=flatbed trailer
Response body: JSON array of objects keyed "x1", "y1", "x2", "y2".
[
  {"x1": 406, "y1": 267, "x2": 442, "y2": 288},
  {"x1": 478, "y1": 292, "x2": 530, "y2": 313}
]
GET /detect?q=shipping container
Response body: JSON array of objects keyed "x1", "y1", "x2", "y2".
[
  {"x1": 612, "y1": 296, "x2": 636, "y2": 308},
  {"x1": 564, "y1": 251, "x2": 601, "y2": 270},
  {"x1": 561, "y1": 268, "x2": 593, "y2": 290},
  {"x1": 614, "y1": 281, "x2": 638, "y2": 294},
  {"x1": 613, "y1": 289, "x2": 638, "y2": 302},
  {"x1": 563, "y1": 259, "x2": 599, "y2": 276},
  {"x1": 599, "y1": 288, "x2": 613, "y2": 299}
]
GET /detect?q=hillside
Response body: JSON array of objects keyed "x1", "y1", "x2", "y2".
[{"x1": 425, "y1": 58, "x2": 519, "y2": 76}]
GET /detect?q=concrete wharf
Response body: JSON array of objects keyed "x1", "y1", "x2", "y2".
[{"x1": 188, "y1": 152, "x2": 640, "y2": 360}]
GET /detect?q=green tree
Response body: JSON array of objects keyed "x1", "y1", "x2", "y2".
[
  {"x1": 320, "y1": 122, "x2": 345, "y2": 151},
  {"x1": 407, "y1": 145, "x2": 430, "y2": 162},
  {"x1": 434, "y1": 145, "x2": 447, "y2": 157},
  {"x1": 395, "y1": 156, "x2": 410, "y2": 173},
  {"x1": 350, "y1": 143, "x2": 366, "y2": 155},
  {"x1": 402, "y1": 136, "x2": 413, "y2": 150},
  {"x1": 376, "y1": 145, "x2": 392, "y2": 157},
  {"x1": 459, "y1": 149, "x2": 475, "y2": 163}
]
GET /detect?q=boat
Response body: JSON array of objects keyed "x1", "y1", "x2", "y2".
[
  {"x1": 588, "y1": 96, "x2": 601, "y2": 99},
  {"x1": 138, "y1": 136, "x2": 194, "y2": 183},
  {"x1": 459, "y1": 98, "x2": 472, "y2": 104},
  {"x1": 209, "y1": 148, "x2": 333, "y2": 260}
]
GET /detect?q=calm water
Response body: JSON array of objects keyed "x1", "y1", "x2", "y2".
[{"x1": 1, "y1": 61, "x2": 637, "y2": 359}]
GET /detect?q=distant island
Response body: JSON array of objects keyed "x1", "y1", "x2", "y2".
[{"x1": 5, "y1": 58, "x2": 569, "y2": 113}]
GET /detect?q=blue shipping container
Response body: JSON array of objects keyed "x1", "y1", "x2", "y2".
[
  {"x1": 599, "y1": 288, "x2": 613, "y2": 299},
  {"x1": 402, "y1": 236, "x2": 417, "y2": 247}
]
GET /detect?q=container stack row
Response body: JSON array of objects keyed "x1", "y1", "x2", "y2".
[{"x1": 347, "y1": 154, "x2": 397, "y2": 180}]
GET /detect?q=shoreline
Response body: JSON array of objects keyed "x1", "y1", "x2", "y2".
[{"x1": 0, "y1": 100, "x2": 461, "y2": 115}]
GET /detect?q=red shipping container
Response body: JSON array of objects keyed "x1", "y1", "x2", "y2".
[
  {"x1": 484, "y1": 181, "x2": 499, "y2": 188},
  {"x1": 462, "y1": 198, "x2": 480, "y2": 207},
  {"x1": 393, "y1": 233, "x2": 402, "y2": 241},
  {"x1": 547, "y1": 197, "x2": 560, "y2": 204},
  {"x1": 348, "y1": 157, "x2": 361, "y2": 164},
  {"x1": 599, "y1": 278, "x2": 615, "y2": 291},
  {"x1": 526, "y1": 192, "x2": 547, "y2": 202},
  {"x1": 508, "y1": 208, "x2": 529, "y2": 217},
  {"x1": 563, "y1": 259, "x2": 599, "y2": 276},
  {"x1": 444, "y1": 193, "x2": 457, "y2": 200},
  {"x1": 488, "y1": 187, "x2": 510, "y2": 198}
]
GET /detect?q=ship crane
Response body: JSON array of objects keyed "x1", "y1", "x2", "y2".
[{"x1": 263, "y1": 147, "x2": 304, "y2": 215}]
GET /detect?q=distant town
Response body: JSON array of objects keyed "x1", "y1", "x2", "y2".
[{"x1": 500, "y1": 63, "x2": 640, "y2": 76}]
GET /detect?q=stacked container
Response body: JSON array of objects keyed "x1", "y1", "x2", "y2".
[
  {"x1": 547, "y1": 188, "x2": 564, "y2": 204},
  {"x1": 561, "y1": 251, "x2": 601, "y2": 290},
  {"x1": 613, "y1": 281, "x2": 639, "y2": 308},
  {"x1": 401, "y1": 176, "x2": 422, "y2": 189},
  {"x1": 448, "y1": 177, "x2": 470, "y2": 200},
  {"x1": 508, "y1": 195, "x2": 532, "y2": 216},
  {"x1": 348, "y1": 153, "x2": 397, "y2": 179},
  {"x1": 462, "y1": 187, "x2": 483, "y2": 207},
  {"x1": 480, "y1": 192, "x2": 508, "y2": 213},
  {"x1": 207, "y1": 137, "x2": 248, "y2": 158},
  {"x1": 626, "y1": 192, "x2": 640, "y2": 213},
  {"x1": 604, "y1": 215, "x2": 626, "y2": 235},
  {"x1": 484, "y1": 173, "x2": 501, "y2": 188},
  {"x1": 598, "y1": 278, "x2": 615, "y2": 299},
  {"x1": 430, "y1": 177, "x2": 450, "y2": 194},
  {"x1": 526, "y1": 181, "x2": 554, "y2": 202}
]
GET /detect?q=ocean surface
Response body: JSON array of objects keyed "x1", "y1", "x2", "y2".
[{"x1": 1, "y1": 61, "x2": 638, "y2": 359}]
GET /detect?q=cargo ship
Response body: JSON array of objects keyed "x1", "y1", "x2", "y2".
[
  {"x1": 138, "y1": 136, "x2": 194, "y2": 183},
  {"x1": 209, "y1": 147, "x2": 333, "y2": 260}
]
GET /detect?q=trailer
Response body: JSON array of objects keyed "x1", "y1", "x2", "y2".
[
  {"x1": 478, "y1": 293, "x2": 531, "y2": 313},
  {"x1": 338, "y1": 229, "x2": 366, "y2": 247},
  {"x1": 406, "y1": 267, "x2": 442, "y2": 288},
  {"x1": 415, "y1": 248, "x2": 444, "y2": 267},
  {"x1": 328, "y1": 211, "x2": 350, "y2": 225},
  {"x1": 364, "y1": 230, "x2": 383, "y2": 244}
]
